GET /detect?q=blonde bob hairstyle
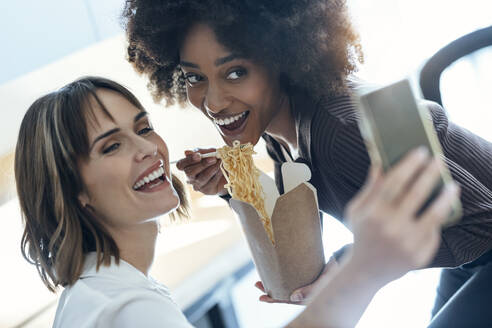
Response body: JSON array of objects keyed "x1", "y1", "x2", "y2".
[{"x1": 15, "y1": 76, "x2": 189, "y2": 292}]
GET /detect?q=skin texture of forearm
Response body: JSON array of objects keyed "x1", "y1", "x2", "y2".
[{"x1": 285, "y1": 256, "x2": 386, "y2": 328}]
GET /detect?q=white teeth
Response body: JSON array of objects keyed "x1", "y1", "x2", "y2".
[
  {"x1": 148, "y1": 180, "x2": 164, "y2": 189},
  {"x1": 214, "y1": 112, "x2": 246, "y2": 126},
  {"x1": 133, "y1": 166, "x2": 165, "y2": 190}
]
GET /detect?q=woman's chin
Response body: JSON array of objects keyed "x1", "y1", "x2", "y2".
[
  {"x1": 140, "y1": 191, "x2": 180, "y2": 220},
  {"x1": 222, "y1": 133, "x2": 260, "y2": 146},
  {"x1": 169, "y1": 193, "x2": 181, "y2": 213},
  {"x1": 160, "y1": 194, "x2": 180, "y2": 217}
]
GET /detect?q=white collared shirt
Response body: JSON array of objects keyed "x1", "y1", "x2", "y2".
[{"x1": 52, "y1": 252, "x2": 194, "y2": 328}]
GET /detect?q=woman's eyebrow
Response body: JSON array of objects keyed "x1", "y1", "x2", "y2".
[
  {"x1": 90, "y1": 112, "x2": 148, "y2": 150},
  {"x1": 179, "y1": 54, "x2": 242, "y2": 69},
  {"x1": 90, "y1": 128, "x2": 120, "y2": 150},
  {"x1": 214, "y1": 54, "x2": 241, "y2": 66},
  {"x1": 179, "y1": 60, "x2": 200, "y2": 69},
  {"x1": 134, "y1": 111, "x2": 148, "y2": 122}
]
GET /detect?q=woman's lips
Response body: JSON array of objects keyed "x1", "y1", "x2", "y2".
[
  {"x1": 217, "y1": 111, "x2": 249, "y2": 137},
  {"x1": 136, "y1": 176, "x2": 170, "y2": 193},
  {"x1": 133, "y1": 160, "x2": 172, "y2": 193}
]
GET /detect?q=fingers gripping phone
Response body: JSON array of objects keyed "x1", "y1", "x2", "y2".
[{"x1": 355, "y1": 79, "x2": 462, "y2": 226}]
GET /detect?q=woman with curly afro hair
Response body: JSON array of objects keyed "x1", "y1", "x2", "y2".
[{"x1": 123, "y1": 0, "x2": 492, "y2": 321}]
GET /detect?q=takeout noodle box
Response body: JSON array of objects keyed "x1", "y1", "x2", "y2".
[{"x1": 230, "y1": 181, "x2": 325, "y2": 301}]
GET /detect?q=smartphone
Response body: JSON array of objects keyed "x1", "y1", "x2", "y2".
[{"x1": 355, "y1": 79, "x2": 462, "y2": 226}]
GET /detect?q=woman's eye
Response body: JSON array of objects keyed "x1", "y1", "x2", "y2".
[
  {"x1": 138, "y1": 126, "x2": 154, "y2": 135},
  {"x1": 185, "y1": 74, "x2": 204, "y2": 85},
  {"x1": 103, "y1": 143, "x2": 120, "y2": 154},
  {"x1": 226, "y1": 68, "x2": 246, "y2": 80}
]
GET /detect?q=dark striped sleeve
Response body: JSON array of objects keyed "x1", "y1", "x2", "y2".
[
  {"x1": 329, "y1": 112, "x2": 370, "y2": 193},
  {"x1": 424, "y1": 101, "x2": 492, "y2": 266},
  {"x1": 426, "y1": 100, "x2": 492, "y2": 191},
  {"x1": 432, "y1": 157, "x2": 492, "y2": 267},
  {"x1": 309, "y1": 97, "x2": 370, "y2": 263},
  {"x1": 311, "y1": 96, "x2": 370, "y2": 213}
]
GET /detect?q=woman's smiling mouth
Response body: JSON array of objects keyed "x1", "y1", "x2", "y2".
[
  {"x1": 213, "y1": 111, "x2": 250, "y2": 136},
  {"x1": 133, "y1": 160, "x2": 170, "y2": 192}
]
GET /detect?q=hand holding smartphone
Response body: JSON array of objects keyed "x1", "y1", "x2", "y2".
[{"x1": 355, "y1": 79, "x2": 462, "y2": 226}]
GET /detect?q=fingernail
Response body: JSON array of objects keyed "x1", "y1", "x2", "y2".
[
  {"x1": 192, "y1": 153, "x2": 201, "y2": 161},
  {"x1": 206, "y1": 157, "x2": 217, "y2": 164},
  {"x1": 290, "y1": 291, "x2": 303, "y2": 302},
  {"x1": 416, "y1": 146, "x2": 429, "y2": 159},
  {"x1": 447, "y1": 182, "x2": 458, "y2": 194}
]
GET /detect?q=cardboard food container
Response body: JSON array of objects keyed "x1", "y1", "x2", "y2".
[{"x1": 229, "y1": 162, "x2": 325, "y2": 301}]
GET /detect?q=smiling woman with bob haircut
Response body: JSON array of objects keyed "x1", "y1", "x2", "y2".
[
  {"x1": 15, "y1": 76, "x2": 458, "y2": 327},
  {"x1": 16, "y1": 76, "x2": 192, "y2": 326}
]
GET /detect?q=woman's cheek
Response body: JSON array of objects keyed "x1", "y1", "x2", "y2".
[
  {"x1": 186, "y1": 88, "x2": 202, "y2": 111},
  {"x1": 152, "y1": 135, "x2": 169, "y2": 159}
]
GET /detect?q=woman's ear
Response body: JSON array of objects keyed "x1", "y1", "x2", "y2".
[{"x1": 78, "y1": 192, "x2": 90, "y2": 208}]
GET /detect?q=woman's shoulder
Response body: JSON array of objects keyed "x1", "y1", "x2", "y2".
[
  {"x1": 309, "y1": 88, "x2": 361, "y2": 144},
  {"x1": 52, "y1": 279, "x2": 114, "y2": 328},
  {"x1": 53, "y1": 278, "x2": 192, "y2": 328},
  {"x1": 307, "y1": 81, "x2": 371, "y2": 171},
  {"x1": 316, "y1": 93, "x2": 358, "y2": 123},
  {"x1": 310, "y1": 78, "x2": 375, "y2": 125},
  {"x1": 94, "y1": 290, "x2": 192, "y2": 328}
]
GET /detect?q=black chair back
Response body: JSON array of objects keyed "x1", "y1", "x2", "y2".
[{"x1": 419, "y1": 25, "x2": 492, "y2": 106}]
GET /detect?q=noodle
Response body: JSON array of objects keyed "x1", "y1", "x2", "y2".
[{"x1": 217, "y1": 141, "x2": 274, "y2": 244}]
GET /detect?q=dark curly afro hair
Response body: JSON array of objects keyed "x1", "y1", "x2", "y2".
[{"x1": 122, "y1": 0, "x2": 363, "y2": 106}]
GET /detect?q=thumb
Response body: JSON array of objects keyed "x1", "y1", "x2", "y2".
[
  {"x1": 290, "y1": 284, "x2": 313, "y2": 303},
  {"x1": 290, "y1": 256, "x2": 339, "y2": 303}
]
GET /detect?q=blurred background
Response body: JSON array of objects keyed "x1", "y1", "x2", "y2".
[{"x1": 0, "y1": 1, "x2": 491, "y2": 327}]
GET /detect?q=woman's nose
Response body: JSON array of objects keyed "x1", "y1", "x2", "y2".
[
  {"x1": 134, "y1": 137, "x2": 157, "y2": 162},
  {"x1": 204, "y1": 84, "x2": 231, "y2": 114}
]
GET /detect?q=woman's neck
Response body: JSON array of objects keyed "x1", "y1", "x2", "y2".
[
  {"x1": 110, "y1": 221, "x2": 159, "y2": 276},
  {"x1": 265, "y1": 93, "x2": 298, "y2": 156}
]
